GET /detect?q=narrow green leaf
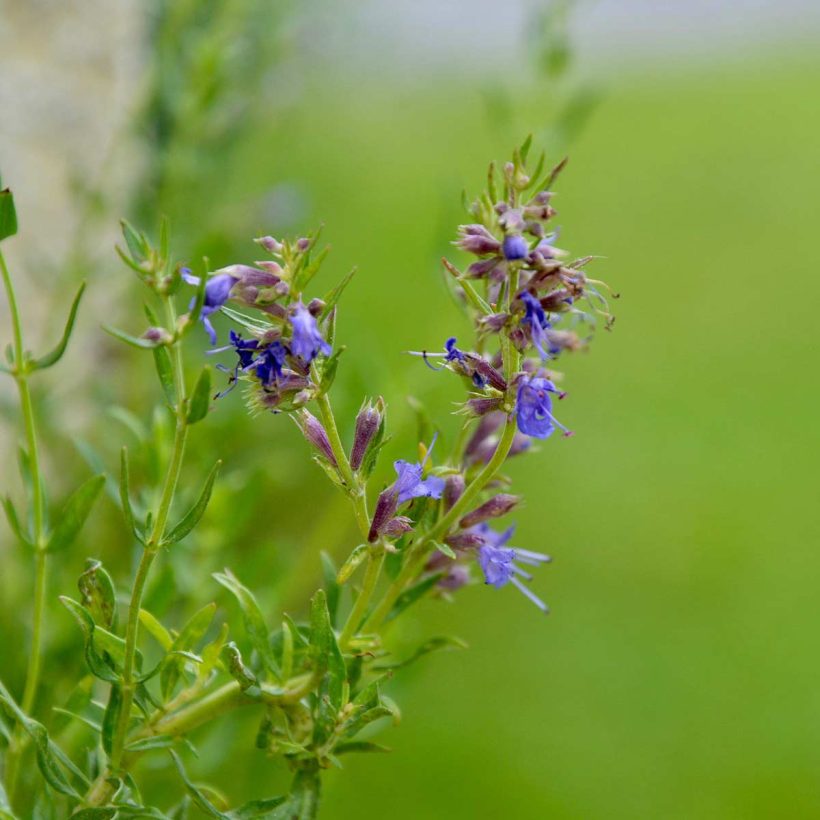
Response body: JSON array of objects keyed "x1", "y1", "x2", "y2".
[
  {"x1": 2, "y1": 495, "x2": 32, "y2": 548},
  {"x1": 27, "y1": 721, "x2": 79, "y2": 797},
  {"x1": 335, "y1": 740, "x2": 391, "y2": 755},
  {"x1": 221, "y1": 642, "x2": 258, "y2": 691},
  {"x1": 103, "y1": 324, "x2": 159, "y2": 349},
  {"x1": 336, "y1": 544, "x2": 367, "y2": 585},
  {"x1": 101, "y1": 684, "x2": 122, "y2": 756},
  {"x1": 310, "y1": 589, "x2": 345, "y2": 745},
  {"x1": 119, "y1": 447, "x2": 142, "y2": 543},
  {"x1": 0, "y1": 188, "x2": 18, "y2": 241},
  {"x1": 0, "y1": 778, "x2": 17, "y2": 819},
  {"x1": 219, "y1": 306, "x2": 271, "y2": 333},
  {"x1": 71, "y1": 810, "x2": 117, "y2": 819},
  {"x1": 169, "y1": 750, "x2": 230, "y2": 819},
  {"x1": 121, "y1": 219, "x2": 148, "y2": 261},
  {"x1": 373, "y1": 635, "x2": 467, "y2": 671},
  {"x1": 139, "y1": 608, "x2": 173, "y2": 651},
  {"x1": 125, "y1": 734, "x2": 176, "y2": 752},
  {"x1": 78, "y1": 559, "x2": 118, "y2": 630},
  {"x1": 162, "y1": 460, "x2": 221, "y2": 545},
  {"x1": 186, "y1": 366, "x2": 212, "y2": 424},
  {"x1": 227, "y1": 795, "x2": 287, "y2": 819},
  {"x1": 432, "y1": 540, "x2": 456, "y2": 559},
  {"x1": 320, "y1": 267, "x2": 357, "y2": 319},
  {"x1": 59, "y1": 596, "x2": 120, "y2": 683},
  {"x1": 213, "y1": 569, "x2": 279, "y2": 678},
  {"x1": 152, "y1": 345, "x2": 176, "y2": 406},
  {"x1": 50, "y1": 707, "x2": 101, "y2": 734},
  {"x1": 160, "y1": 603, "x2": 216, "y2": 699},
  {"x1": 319, "y1": 553, "x2": 340, "y2": 628},
  {"x1": 45, "y1": 474, "x2": 105, "y2": 553},
  {"x1": 31, "y1": 282, "x2": 85, "y2": 370}
]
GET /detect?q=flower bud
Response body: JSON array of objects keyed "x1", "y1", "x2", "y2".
[
  {"x1": 382, "y1": 516, "x2": 413, "y2": 539},
  {"x1": 141, "y1": 326, "x2": 173, "y2": 345},
  {"x1": 444, "y1": 531, "x2": 485, "y2": 550},
  {"x1": 459, "y1": 494, "x2": 520, "y2": 529},
  {"x1": 466, "y1": 355, "x2": 507, "y2": 391},
  {"x1": 296, "y1": 410, "x2": 337, "y2": 466},
  {"x1": 465, "y1": 397, "x2": 503, "y2": 417},
  {"x1": 502, "y1": 234, "x2": 528, "y2": 261},
  {"x1": 255, "y1": 235, "x2": 282, "y2": 254},
  {"x1": 456, "y1": 224, "x2": 501, "y2": 256},
  {"x1": 296, "y1": 237, "x2": 311, "y2": 252},
  {"x1": 368, "y1": 488, "x2": 398, "y2": 543},
  {"x1": 443, "y1": 474, "x2": 465, "y2": 511},
  {"x1": 350, "y1": 399, "x2": 383, "y2": 471},
  {"x1": 307, "y1": 298, "x2": 325, "y2": 317},
  {"x1": 439, "y1": 564, "x2": 470, "y2": 591}
]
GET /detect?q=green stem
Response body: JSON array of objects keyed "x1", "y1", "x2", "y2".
[
  {"x1": 1, "y1": 248, "x2": 50, "y2": 803},
  {"x1": 338, "y1": 549, "x2": 384, "y2": 649},
  {"x1": 109, "y1": 297, "x2": 189, "y2": 773},
  {"x1": 314, "y1": 389, "x2": 370, "y2": 539}
]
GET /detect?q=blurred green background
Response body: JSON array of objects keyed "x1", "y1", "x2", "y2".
[{"x1": 2, "y1": 1, "x2": 820, "y2": 817}]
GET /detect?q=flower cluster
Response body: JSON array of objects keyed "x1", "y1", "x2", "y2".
[
  {"x1": 185, "y1": 233, "x2": 336, "y2": 412},
  {"x1": 188, "y1": 140, "x2": 614, "y2": 616}
]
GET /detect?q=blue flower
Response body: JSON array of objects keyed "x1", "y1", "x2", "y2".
[
  {"x1": 502, "y1": 234, "x2": 529, "y2": 261},
  {"x1": 182, "y1": 269, "x2": 236, "y2": 345},
  {"x1": 475, "y1": 524, "x2": 551, "y2": 612},
  {"x1": 253, "y1": 341, "x2": 288, "y2": 388},
  {"x1": 516, "y1": 376, "x2": 571, "y2": 439},
  {"x1": 208, "y1": 330, "x2": 259, "y2": 396},
  {"x1": 519, "y1": 292, "x2": 551, "y2": 360},
  {"x1": 289, "y1": 303, "x2": 331, "y2": 363},
  {"x1": 392, "y1": 436, "x2": 446, "y2": 505}
]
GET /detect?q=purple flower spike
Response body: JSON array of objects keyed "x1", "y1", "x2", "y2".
[
  {"x1": 502, "y1": 234, "x2": 529, "y2": 261},
  {"x1": 289, "y1": 302, "x2": 331, "y2": 363},
  {"x1": 476, "y1": 524, "x2": 551, "y2": 612},
  {"x1": 516, "y1": 376, "x2": 571, "y2": 440},
  {"x1": 183, "y1": 270, "x2": 236, "y2": 345}
]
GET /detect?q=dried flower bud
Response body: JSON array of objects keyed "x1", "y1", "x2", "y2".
[
  {"x1": 296, "y1": 410, "x2": 337, "y2": 466},
  {"x1": 254, "y1": 235, "x2": 282, "y2": 254},
  {"x1": 350, "y1": 400, "x2": 382, "y2": 471},
  {"x1": 382, "y1": 516, "x2": 413, "y2": 539},
  {"x1": 459, "y1": 494, "x2": 520, "y2": 529},
  {"x1": 443, "y1": 474, "x2": 465, "y2": 511}
]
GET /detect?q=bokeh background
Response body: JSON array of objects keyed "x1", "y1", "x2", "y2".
[{"x1": 2, "y1": 1, "x2": 820, "y2": 817}]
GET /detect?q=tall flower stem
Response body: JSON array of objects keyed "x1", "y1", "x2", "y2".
[
  {"x1": 314, "y1": 388, "x2": 370, "y2": 539},
  {"x1": 338, "y1": 548, "x2": 384, "y2": 650},
  {"x1": 1, "y1": 248, "x2": 49, "y2": 801},
  {"x1": 109, "y1": 296, "x2": 189, "y2": 773}
]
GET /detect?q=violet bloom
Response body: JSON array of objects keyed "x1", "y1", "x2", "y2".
[
  {"x1": 182, "y1": 269, "x2": 235, "y2": 345},
  {"x1": 392, "y1": 437, "x2": 445, "y2": 504},
  {"x1": 502, "y1": 234, "x2": 529, "y2": 261},
  {"x1": 208, "y1": 330, "x2": 259, "y2": 397},
  {"x1": 519, "y1": 292, "x2": 551, "y2": 360},
  {"x1": 476, "y1": 524, "x2": 551, "y2": 612},
  {"x1": 516, "y1": 376, "x2": 571, "y2": 439},
  {"x1": 289, "y1": 302, "x2": 331, "y2": 363},
  {"x1": 253, "y1": 342, "x2": 288, "y2": 388}
]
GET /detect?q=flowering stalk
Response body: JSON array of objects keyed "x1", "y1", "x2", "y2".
[{"x1": 0, "y1": 247, "x2": 48, "y2": 798}]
